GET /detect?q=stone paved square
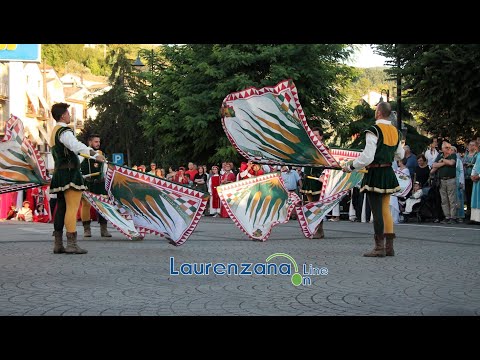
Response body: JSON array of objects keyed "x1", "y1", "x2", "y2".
[{"x1": 0, "y1": 218, "x2": 479, "y2": 316}]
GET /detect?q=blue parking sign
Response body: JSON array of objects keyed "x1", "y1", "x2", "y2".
[{"x1": 112, "y1": 153, "x2": 124, "y2": 166}]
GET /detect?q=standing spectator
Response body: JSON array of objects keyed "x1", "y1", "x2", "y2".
[
  {"x1": 193, "y1": 166, "x2": 208, "y2": 192},
  {"x1": 184, "y1": 173, "x2": 193, "y2": 188},
  {"x1": 463, "y1": 140, "x2": 478, "y2": 220},
  {"x1": 431, "y1": 142, "x2": 457, "y2": 224},
  {"x1": 49, "y1": 103, "x2": 105, "y2": 254},
  {"x1": 414, "y1": 154, "x2": 431, "y2": 188},
  {"x1": 156, "y1": 168, "x2": 166, "y2": 178},
  {"x1": 185, "y1": 162, "x2": 198, "y2": 182},
  {"x1": 147, "y1": 163, "x2": 157, "y2": 175},
  {"x1": 173, "y1": 167, "x2": 189, "y2": 185},
  {"x1": 201, "y1": 165, "x2": 209, "y2": 179},
  {"x1": 469, "y1": 151, "x2": 480, "y2": 224},
  {"x1": 403, "y1": 145, "x2": 417, "y2": 179},
  {"x1": 424, "y1": 138, "x2": 439, "y2": 167},
  {"x1": 219, "y1": 163, "x2": 236, "y2": 218},
  {"x1": 237, "y1": 161, "x2": 254, "y2": 180},
  {"x1": 280, "y1": 165, "x2": 302, "y2": 195},
  {"x1": 451, "y1": 146, "x2": 465, "y2": 222},
  {"x1": 166, "y1": 166, "x2": 176, "y2": 181},
  {"x1": 208, "y1": 165, "x2": 221, "y2": 217}
]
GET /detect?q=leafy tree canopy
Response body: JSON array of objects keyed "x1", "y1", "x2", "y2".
[
  {"x1": 375, "y1": 44, "x2": 480, "y2": 144},
  {"x1": 140, "y1": 44, "x2": 356, "y2": 166}
]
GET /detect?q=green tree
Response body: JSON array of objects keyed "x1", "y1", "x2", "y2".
[
  {"x1": 81, "y1": 48, "x2": 147, "y2": 167},
  {"x1": 375, "y1": 44, "x2": 480, "y2": 143},
  {"x1": 141, "y1": 44, "x2": 355, "y2": 166}
]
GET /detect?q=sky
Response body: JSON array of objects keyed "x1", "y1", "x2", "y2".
[{"x1": 348, "y1": 44, "x2": 388, "y2": 68}]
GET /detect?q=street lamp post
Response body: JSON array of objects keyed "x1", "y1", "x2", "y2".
[{"x1": 132, "y1": 48, "x2": 155, "y2": 73}]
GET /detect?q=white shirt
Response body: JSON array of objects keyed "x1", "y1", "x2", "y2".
[
  {"x1": 16, "y1": 207, "x2": 33, "y2": 222},
  {"x1": 57, "y1": 123, "x2": 97, "y2": 163},
  {"x1": 425, "y1": 147, "x2": 439, "y2": 167},
  {"x1": 352, "y1": 119, "x2": 405, "y2": 170}
]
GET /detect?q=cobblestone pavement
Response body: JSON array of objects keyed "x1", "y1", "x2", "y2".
[{"x1": 1, "y1": 217, "x2": 479, "y2": 316}]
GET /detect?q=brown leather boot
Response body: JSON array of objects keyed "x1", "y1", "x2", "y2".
[
  {"x1": 385, "y1": 233, "x2": 395, "y2": 256},
  {"x1": 82, "y1": 220, "x2": 92, "y2": 237},
  {"x1": 53, "y1": 231, "x2": 65, "y2": 254},
  {"x1": 100, "y1": 223, "x2": 112, "y2": 237},
  {"x1": 312, "y1": 222, "x2": 325, "y2": 239},
  {"x1": 65, "y1": 231, "x2": 88, "y2": 254},
  {"x1": 363, "y1": 234, "x2": 386, "y2": 257}
]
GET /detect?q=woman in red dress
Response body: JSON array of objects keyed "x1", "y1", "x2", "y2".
[{"x1": 208, "y1": 165, "x2": 221, "y2": 217}]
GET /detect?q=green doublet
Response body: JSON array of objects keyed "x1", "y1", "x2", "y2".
[
  {"x1": 50, "y1": 126, "x2": 87, "y2": 193},
  {"x1": 360, "y1": 124, "x2": 401, "y2": 194},
  {"x1": 301, "y1": 166, "x2": 322, "y2": 195},
  {"x1": 81, "y1": 153, "x2": 107, "y2": 195}
]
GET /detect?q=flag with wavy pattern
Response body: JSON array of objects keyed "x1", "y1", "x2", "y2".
[
  {"x1": 0, "y1": 115, "x2": 50, "y2": 193},
  {"x1": 104, "y1": 164, "x2": 208, "y2": 246},
  {"x1": 217, "y1": 172, "x2": 300, "y2": 241},
  {"x1": 221, "y1": 79, "x2": 339, "y2": 167},
  {"x1": 82, "y1": 191, "x2": 142, "y2": 240}
]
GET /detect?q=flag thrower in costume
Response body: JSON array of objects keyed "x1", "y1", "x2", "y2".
[{"x1": 79, "y1": 154, "x2": 143, "y2": 240}]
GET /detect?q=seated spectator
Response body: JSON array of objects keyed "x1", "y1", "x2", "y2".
[
  {"x1": 33, "y1": 203, "x2": 49, "y2": 223},
  {"x1": 16, "y1": 201, "x2": 33, "y2": 222},
  {"x1": 403, "y1": 181, "x2": 423, "y2": 214},
  {"x1": 6, "y1": 204, "x2": 17, "y2": 220}
]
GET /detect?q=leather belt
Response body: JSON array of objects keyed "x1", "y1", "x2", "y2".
[
  {"x1": 441, "y1": 176, "x2": 455, "y2": 180},
  {"x1": 366, "y1": 163, "x2": 392, "y2": 169}
]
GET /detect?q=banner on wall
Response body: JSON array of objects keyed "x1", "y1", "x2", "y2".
[{"x1": 0, "y1": 44, "x2": 41, "y2": 62}]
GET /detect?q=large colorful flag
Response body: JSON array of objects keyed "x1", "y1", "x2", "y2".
[
  {"x1": 82, "y1": 191, "x2": 142, "y2": 240},
  {"x1": 217, "y1": 172, "x2": 301, "y2": 241},
  {"x1": 104, "y1": 164, "x2": 208, "y2": 246},
  {"x1": 221, "y1": 79, "x2": 339, "y2": 167},
  {"x1": 0, "y1": 115, "x2": 49, "y2": 193}
]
